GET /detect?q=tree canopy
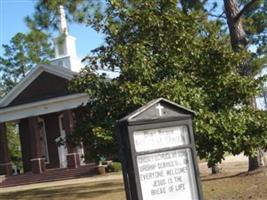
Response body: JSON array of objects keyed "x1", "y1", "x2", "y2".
[
  {"x1": 26, "y1": 0, "x2": 267, "y2": 168},
  {"x1": 67, "y1": 1, "x2": 267, "y2": 166},
  {"x1": 0, "y1": 30, "x2": 53, "y2": 95}
]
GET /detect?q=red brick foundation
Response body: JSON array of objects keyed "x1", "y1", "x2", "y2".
[
  {"x1": 0, "y1": 163, "x2": 12, "y2": 176},
  {"x1": 31, "y1": 158, "x2": 45, "y2": 174},
  {"x1": 67, "y1": 153, "x2": 80, "y2": 169}
]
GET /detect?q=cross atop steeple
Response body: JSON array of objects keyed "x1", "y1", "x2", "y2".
[{"x1": 59, "y1": 5, "x2": 68, "y2": 35}]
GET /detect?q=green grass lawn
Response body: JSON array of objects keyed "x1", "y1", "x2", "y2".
[{"x1": 1, "y1": 170, "x2": 267, "y2": 200}]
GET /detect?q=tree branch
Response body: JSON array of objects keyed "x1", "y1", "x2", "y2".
[
  {"x1": 235, "y1": 0, "x2": 260, "y2": 21},
  {"x1": 208, "y1": 12, "x2": 226, "y2": 19}
]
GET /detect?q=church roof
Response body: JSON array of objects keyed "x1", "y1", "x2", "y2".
[{"x1": 0, "y1": 64, "x2": 76, "y2": 108}]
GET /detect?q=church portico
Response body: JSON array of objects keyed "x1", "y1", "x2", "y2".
[
  {"x1": 0, "y1": 66, "x2": 89, "y2": 175},
  {"x1": 17, "y1": 111, "x2": 81, "y2": 174},
  {"x1": 0, "y1": 5, "x2": 89, "y2": 182},
  {"x1": 6, "y1": 108, "x2": 85, "y2": 175},
  {"x1": 0, "y1": 69, "x2": 88, "y2": 175}
]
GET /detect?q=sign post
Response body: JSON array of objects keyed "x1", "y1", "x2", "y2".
[{"x1": 117, "y1": 98, "x2": 203, "y2": 200}]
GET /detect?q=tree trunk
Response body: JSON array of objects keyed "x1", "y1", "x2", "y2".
[
  {"x1": 223, "y1": 0, "x2": 247, "y2": 51},
  {"x1": 248, "y1": 149, "x2": 265, "y2": 171},
  {"x1": 224, "y1": 0, "x2": 259, "y2": 76},
  {"x1": 248, "y1": 155, "x2": 260, "y2": 171},
  {"x1": 211, "y1": 164, "x2": 220, "y2": 174},
  {"x1": 224, "y1": 0, "x2": 262, "y2": 171}
]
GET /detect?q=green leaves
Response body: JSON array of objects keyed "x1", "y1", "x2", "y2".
[
  {"x1": 6, "y1": 123, "x2": 22, "y2": 169},
  {"x1": 0, "y1": 31, "x2": 53, "y2": 94},
  {"x1": 66, "y1": 1, "x2": 267, "y2": 166}
]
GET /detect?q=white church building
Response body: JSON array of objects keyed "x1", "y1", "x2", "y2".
[{"x1": 0, "y1": 6, "x2": 88, "y2": 176}]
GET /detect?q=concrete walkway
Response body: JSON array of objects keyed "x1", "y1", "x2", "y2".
[{"x1": 0, "y1": 173, "x2": 123, "y2": 193}]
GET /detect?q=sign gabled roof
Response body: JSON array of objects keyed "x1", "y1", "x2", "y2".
[
  {"x1": 121, "y1": 98, "x2": 196, "y2": 123},
  {"x1": 0, "y1": 64, "x2": 76, "y2": 108}
]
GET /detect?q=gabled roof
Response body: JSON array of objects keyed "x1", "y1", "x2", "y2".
[
  {"x1": 120, "y1": 98, "x2": 196, "y2": 123},
  {"x1": 0, "y1": 64, "x2": 77, "y2": 108}
]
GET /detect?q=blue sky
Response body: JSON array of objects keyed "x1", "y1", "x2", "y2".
[
  {"x1": 0, "y1": 0, "x2": 225, "y2": 59},
  {"x1": 0, "y1": 0, "x2": 104, "y2": 59}
]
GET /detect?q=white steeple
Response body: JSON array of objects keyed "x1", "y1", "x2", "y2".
[
  {"x1": 59, "y1": 5, "x2": 68, "y2": 35},
  {"x1": 50, "y1": 6, "x2": 82, "y2": 72}
]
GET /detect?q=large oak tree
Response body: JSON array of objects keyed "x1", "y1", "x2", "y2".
[{"x1": 27, "y1": 0, "x2": 267, "y2": 172}]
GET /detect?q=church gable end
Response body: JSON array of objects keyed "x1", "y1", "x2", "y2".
[{"x1": 8, "y1": 72, "x2": 71, "y2": 107}]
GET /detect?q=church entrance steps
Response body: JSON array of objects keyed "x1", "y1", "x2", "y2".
[{"x1": 0, "y1": 164, "x2": 97, "y2": 188}]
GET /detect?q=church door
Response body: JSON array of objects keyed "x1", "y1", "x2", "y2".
[{"x1": 57, "y1": 114, "x2": 68, "y2": 168}]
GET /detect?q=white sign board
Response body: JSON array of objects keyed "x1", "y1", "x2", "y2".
[
  {"x1": 137, "y1": 149, "x2": 199, "y2": 200},
  {"x1": 133, "y1": 126, "x2": 189, "y2": 153}
]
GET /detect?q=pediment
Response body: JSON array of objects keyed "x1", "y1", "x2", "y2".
[
  {"x1": 122, "y1": 98, "x2": 196, "y2": 123},
  {"x1": 0, "y1": 64, "x2": 76, "y2": 108},
  {"x1": 9, "y1": 71, "x2": 71, "y2": 107}
]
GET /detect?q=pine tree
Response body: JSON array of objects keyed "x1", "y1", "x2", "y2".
[
  {"x1": 0, "y1": 30, "x2": 53, "y2": 94},
  {"x1": 223, "y1": 0, "x2": 267, "y2": 171}
]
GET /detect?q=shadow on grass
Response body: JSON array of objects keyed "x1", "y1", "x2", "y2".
[
  {"x1": 0, "y1": 180, "x2": 124, "y2": 200},
  {"x1": 202, "y1": 167, "x2": 267, "y2": 182},
  {"x1": 201, "y1": 172, "x2": 248, "y2": 182}
]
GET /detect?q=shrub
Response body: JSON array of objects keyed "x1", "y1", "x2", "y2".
[
  {"x1": 111, "y1": 162, "x2": 122, "y2": 172},
  {"x1": 106, "y1": 162, "x2": 122, "y2": 173}
]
